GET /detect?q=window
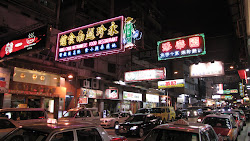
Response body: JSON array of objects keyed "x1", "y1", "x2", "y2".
[
  {"x1": 207, "y1": 127, "x2": 217, "y2": 141},
  {"x1": 86, "y1": 110, "x2": 91, "y2": 117},
  {"x1": 200, "y1": 131, "x2": 209, "y2": 141},
  {"x1": 51, "y1": 131, "x2": 74, "y2": 141},
  {"x1": 84, "y1": 58, "x2": 94, "y2": 68},
  {"x1": 0, "y1": 119, "x2": 16, "y2": 129},
  {"x1": 108, "y1": 63, "x2": 116, "y2": 73},
  {"x1": 92, "y1": 111, "x2": 99, "y2": 117},
  {"x1": 144, "y1": 129, "x2": 199, "y2": 141},
  {"x1": 77, "y1": 128, "x2": 102, "y2": 141},
  {"x1": 77, "y1": 111, "x2": 85, "y2": 118}
]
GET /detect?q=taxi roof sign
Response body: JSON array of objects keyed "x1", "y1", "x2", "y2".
[{"x1": 173, "y1": 119, "x2": 189, "y2": 126}]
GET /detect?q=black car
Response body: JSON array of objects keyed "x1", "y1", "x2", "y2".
[
  {"x1": 115, "y1": 113, "x2": 160, "y2": 138},
  {"x1": 135, "y1": 108, "x2": 152, "y2": 114},
  {"x1": 175, "y1": 109, "x2": 188, "y2": 120}
]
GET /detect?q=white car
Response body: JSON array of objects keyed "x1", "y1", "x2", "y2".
[
  {"x1": 100, "y1": 111, "x2": 131, "y2": 128},
  {"x1": 59, "y1": 107, "x2": 100, "y2": 125},
  {"x1": 0, "y1": 117, "x2": 19, "y2": 139}
]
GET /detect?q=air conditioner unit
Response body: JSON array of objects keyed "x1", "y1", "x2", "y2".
[
  {"x1": 92, "y1": 79, "x2": 99, "y2": 89},
  {"x1": 83, "y1": 79, "x2": 90, "y2": 88}
]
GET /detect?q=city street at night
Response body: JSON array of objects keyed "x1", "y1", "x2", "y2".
[{"x1": 0, "y1": 0, "x2": 250, "y2": 141}]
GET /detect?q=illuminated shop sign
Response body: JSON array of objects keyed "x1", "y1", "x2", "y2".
[
  {"x1": 123, "y1": 91, "x2": 142, "y2": 101},
  {"x1": 239, "y1": 82, "x2": 244, "y2": 97},
  {"x1": 0, "y1": 26, "x2": 49, "y2": 61},
  {"x1": 190, "y1": 61, "x2": 224, "y2": 77},
  {"x1": 105, "y1": 88, "x2": 119, "y2": 99},
  {"x1": 56, "y1": 16, "x2": 124, "y2": 61},
  {"x1": 124, "y1": 67, "x2": 166, "y2": 82},
  {"x1": 215, "y1": 84, "x2": 224, "y2": 94},
  {"x1": 146, "y1": 94, "x2": 159, "y2": 103},
  {"x1": 157, "y1": 33, "x2": 205, "y2": 60},
  {"x1": 78, "y1": 97, "x2": 88, "y2": 104},
  {"x1": 212, "y1": 95, "x2": 221, "y2": 99},
  {"x1": 158, "y1": 79, "x2": 185, "y2": 89},
  {"x1": 80, "y1": 88, "x2": 103, "y2": 99},
  {"x1": 221, "y1": 95, "x2": 233, "y2": 100},
  {"x1": 123, "y1": 17, "x2": 142, "y2": 49},
  {"x1": 223, "y1": 89, "x2": 238, "y2": 94}
]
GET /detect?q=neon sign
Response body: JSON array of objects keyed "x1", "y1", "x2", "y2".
[
  {"x1": 56, "y1": 16, "x2": 124, "y2": 61},
  {"x1": 0, "y1": 26, "x2": 49, "y2": 61},
  {"x1": 158, "y1": 79, "x2": 185, "y2": 89},
  {"x1": 123, "y1": 17, "x2": 142, "y2": 49},
  {"x1": 157, "y1": 33, "x2": 206, "y2": 60}
]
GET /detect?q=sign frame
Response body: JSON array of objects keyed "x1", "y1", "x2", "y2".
[
  {"x1": 157, "y1": 33, "x2": 206, "y2": 61},
  {"x1": 55, "y1": 16, "x2": 124, "y2": 61}
]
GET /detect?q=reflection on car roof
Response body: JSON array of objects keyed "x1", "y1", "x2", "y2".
[
  {"x1": 205, "y1": 114, "x2": 232, "y2": 119},
  {"x1": 155, "y1": 120, "x2": 207, "y2": 133},
  {"x1": 19, "y1": 121, "x2": 97, "y2": 133}
]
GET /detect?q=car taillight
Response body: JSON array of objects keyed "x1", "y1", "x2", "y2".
[
  {"x1": 111, "y1": 137, "x2": 128, "y2": 141},
  {"x1": 227, "y1": 129, "x2": 232, "y2": 137}
]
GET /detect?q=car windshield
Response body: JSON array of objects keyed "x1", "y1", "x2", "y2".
[
  {"x1": 136, "y1": 109, "x2": 151, "y2": 113},
  {"x1": 202, "y1": 111, "x2": 213, "y2": 116},
  {"x1": 144, "y1": 129, "x2": 199, "y2": 141},
  {"x1": 151, "y1": 108, "x2": 162, "y2": 113},
  {"x1": 221, "y1": 113, "x2": 238, "y2": 120},
  {"x1": 4, "y1": 128, "x2": 48, "y2": 141},
  {"x1": 63, "y1": 111, "x2": 77, "y2": 118},
  {"x1": 109, "y1": 113, "x2": 119, "y2": 118},
  {"x1": 203, "y1": 117, "x2": 231, "y2": 129},
  {"x1": 126, "y1": 115, "x2": 146, "y2": 122}
]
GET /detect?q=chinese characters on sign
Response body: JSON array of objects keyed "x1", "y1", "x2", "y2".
[
  {"x1": 157, "y1": 33, "x2": 205, "y2": 60},
  {"x1": 0, "y1": 26, "x2": 48, "y2": 61},
  {"x1": 123, "y1": 91, "x2": 142, "y2": 101},
  {"x1": 158, "y1": 79, "x2": 185, "y2": 89},
  {"x1": 56, "y1": 16, "x2": 124, "y2": 61}
]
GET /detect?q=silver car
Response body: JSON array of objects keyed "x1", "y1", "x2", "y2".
[
  {"x1": 100, "y1": 111, "x2": 131, "y2": 128},
  {"x1": 0, "y1": 121, "x2": 127, "y2": 141},
  {"x1": 59, "y1": 107, "x2": 100, "y2": 126}
]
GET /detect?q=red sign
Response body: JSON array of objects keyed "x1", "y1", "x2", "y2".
[
  {"x1": 105, "y1": 89, "x2": 119, "y2": 99},
  {"x1": 157, "y1": 33, "x2": 205, "y2": 60},
  {"x1": 78, "y1": 97, "x2": 88, "y2": 104}
]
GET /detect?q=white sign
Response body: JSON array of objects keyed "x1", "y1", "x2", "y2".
[
  {"x1": 146, "y1": 94, "x2": 159, "y2": 103},
  {"x1": 190, "y1": 61, "x2": 224, "y2": 77},
  {"x1": 123, "y1": 91, "x2": 142, "y2": 101},
  {"x1": 124, "y1": 67, "x2": 166, "y2": 82},
  {"x1": 158, "y1": 79, "x2": 185, "y2": 89},
  {"x1": 212, "y1": 95, "x2": 221, "y2": 99}
]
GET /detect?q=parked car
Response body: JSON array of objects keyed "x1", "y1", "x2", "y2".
[
  {"x1": 115, "y1": 113, "x2": 160, "y2": 138},
  {"x1": 0, "y1": 121, "x2": 128, "y2": 141},
  {"x1": 197, "y1": 110, "x2": 214, "y2": 122},
  {"x1": 231, "y1": 109, "x2": 246, "y2": 126},
  {"x1": 0, "y1": 117, "x2": 20, "y2": 139},
  {"x1": 221, "y1": 111, "x2": 243, "y2": 133},
  {"x1": 59, "y1": 107, "x2": 100, "y2": 125},
  {"x1": 0, "y1": 108, "x2": 48, "y2": 126},
  {"x1": 175, "y1": 109, "x2": 188, "y2": 120},
  {"x1": 151, "y1": 106, "x2": 176, "y2": 123},
  {"x1": 202, "y1": 114, "x2": 238, "y2": 141},
  {"x1": 140, "y1": 119, "x2": 220, "y2": 141},
  {"x1": 100, "y1": 111, "x2": 131, "y2": 128},
  {"x1": 186, "y1": 106, "x2": 202, "y2": 118}
]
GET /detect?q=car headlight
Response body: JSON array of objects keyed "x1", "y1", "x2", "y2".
[
  {"x1": 115, "y1": 125, "x2": 120, "y2": 129},
  {"x1": 194, "y1": 111, "x2": 197, "y2": 116},
  {"x1": 187, "y1": 111, "x2": 190, "y2": 116},
  {"x1": 197, "y1": 119, "x2": 202, "y2": 122},
  {"x1": 130, "y1": 126, "x2": 138, "y2": 130}
]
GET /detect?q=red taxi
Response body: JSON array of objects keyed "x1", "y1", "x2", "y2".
[
  {"x1": 140, "y1": 119, "x2": 220, "y2": 141},
  {"x1": 232, "y1": 109, "x2": 246, "y2": 126},
  {"x1": 202, "y1": 114, "x2": 238, "y2": 141},
  {"x1": 221, "y1": 111, "x2": 243, "y2": 134}
]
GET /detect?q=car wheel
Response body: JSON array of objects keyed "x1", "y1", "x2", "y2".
[
  {"x1": 138, "y1": 128, "x2": 144, "y2": 138},
  {"x1": 114, "y1": 121, "x2": 119, "y2": 128}
]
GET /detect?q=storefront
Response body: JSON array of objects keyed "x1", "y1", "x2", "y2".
[
  {"x1": 122, "y1": 91, "x2": 142, "y2": 114},
  {"x1": 0, "y1": 67, "x2": 11, "y2": 108},
  {"x1": 7, "y1": 67, "x2": 66, "y2": 118},
  {"x1": 144, "y1": 94, "x2": 159, "y2": 108},
  {"x1": 77, "y1": 88, "x2": 103, "y2": 109}
]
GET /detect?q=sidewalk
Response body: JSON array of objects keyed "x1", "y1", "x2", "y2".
[{"x1": 237, "y1": 122, "x2": 250, "y2": 141}]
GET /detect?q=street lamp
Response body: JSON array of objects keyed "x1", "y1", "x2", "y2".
[
  {"x1": 229, "y1": 66, "x2": 234, "y2": 69},
  {"x1": 68, "y1": 74, "x2": 73, "y2": 79}
]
